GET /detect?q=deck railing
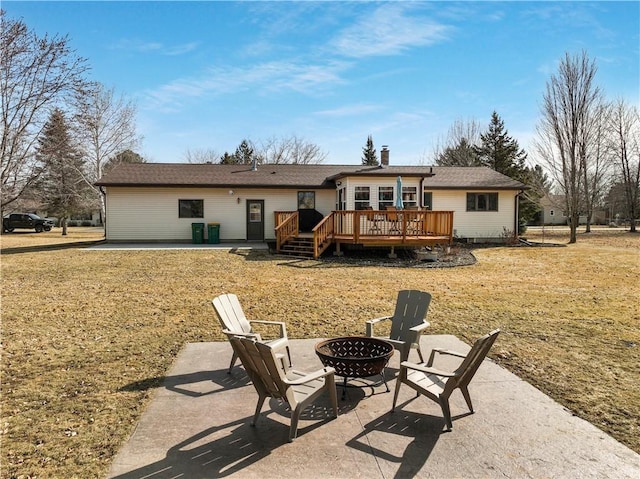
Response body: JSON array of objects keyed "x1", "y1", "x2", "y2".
[
  {"x1": 331, "y1": 210, "x2": 454, "y2": 242},
  {"x1": 275, "y1": 209, "x2": 454, "y2": 258},
  {"x1": 274, "y1": 211, "x2": 298, "y2": 253}
]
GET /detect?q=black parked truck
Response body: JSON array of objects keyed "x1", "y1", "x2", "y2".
[{"x1": 3, "y1": 213, "x2": 54, "y2": 233}]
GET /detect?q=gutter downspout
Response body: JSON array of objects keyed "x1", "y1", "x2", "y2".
[
  {"x1": 419, "y1": 167, "x2": 434, "y2": 209},
  {"x1": 515, "y1": 190, "x2": 523, "y2": 237},
  {"x1": 99, "y1": 186, "x2": 107, "y2": 239}
]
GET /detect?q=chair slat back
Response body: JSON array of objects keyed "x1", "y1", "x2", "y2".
[
  {"x1": 254, "y1": 340, "x2": 290, "y2": 397},
  {"x1": 228, "y1": 336, "x2": 268, "y2": 396},
  {"x1": 212, "y1": 294, "x2": 251, "y2": 334},
  {"x1": 451, "y1": 329, "x2": 500, "y2": 389},
  {"x1": 240, "y1": 338, "x2": 288, "y2": 400},
  {"x1": 389, "y1": 290, "x2": 432, "y2": 342}
]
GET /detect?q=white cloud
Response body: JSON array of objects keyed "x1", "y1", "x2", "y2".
[
  {"x1": 164, "y1": 42, "x2": 199, "y2": 56},
  {"x1": 142, "y1": 60, "x2": 350, "y2": 112},
  {"x1": 112, "y1": 38, "x2": 199, "y2": 56},
  {"x1": 315, "y1": 103, "x2": 382, "y2": 117},
  {"x1": 330, "y1": 3, "x2": 451, "y2": 58}
]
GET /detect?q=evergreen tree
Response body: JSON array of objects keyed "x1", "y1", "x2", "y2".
[
  {"x1": 36, "y1": 109, "x2": 88, "y2": 235},
  {"x1": 474, "y1": 111, "x2": 528, "y2": 178},
  {"x1": 235, "y1": 139, "x2": 255, "y2": 165},
  {"x1": 475, "y1": 111, "x2": 541, "y2": 227},
  {"x1": 435, "y1": 138, "x2": 481, "y2": 166},
  {"x1": 361, "y1": 135, "x2": 378, "y2": 165},
  {"x1": 220, "y1": 139, "x2": 257, "y2": 165},
  {"x1": 103, "y1": 149, "x2": 145, "y2": 174},
  {"x1": 219, "y1": 152, "x2": 237, "y2": 164}
]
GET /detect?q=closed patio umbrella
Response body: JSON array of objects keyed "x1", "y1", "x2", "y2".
[{"x1": 395, "y1": 176, "x2": 404, "y2": 209}]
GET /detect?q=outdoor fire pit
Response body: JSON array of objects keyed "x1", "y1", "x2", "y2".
[{"x1": 315, "y1": 336, "x2": 394, "y2": 398}]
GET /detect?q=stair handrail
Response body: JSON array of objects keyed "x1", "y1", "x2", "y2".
[
  {"x1": 312, "y1": 212, "x2": 335, "y2": 258},
  {"x1": 274, "y1": 211, "x2": 298, "y2": 253}
]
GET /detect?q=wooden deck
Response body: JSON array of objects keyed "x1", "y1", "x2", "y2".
[{"x1": 275, "y1": 210, "x2": 454, "y2": 259}]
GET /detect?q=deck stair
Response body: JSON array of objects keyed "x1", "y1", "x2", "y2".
[{"x1": 278, "y1": 236, "x2": 316, "y2": 259}]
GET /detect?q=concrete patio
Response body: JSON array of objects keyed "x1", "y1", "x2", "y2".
[{"x1": 106, "y1": 335, "x2": 640, "y2": 478}]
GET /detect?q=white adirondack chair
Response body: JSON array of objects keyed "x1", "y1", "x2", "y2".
[
  {"x1": 366, "y1": 290, "x2": 432, "y2": 362},
  {"x1": 392, "y1": 329, "x2": 500, "y2": 430},
  {"x1": 229, "y1": 336, "x2": 338, "y2": 441},
  {"x1": 212, "y1": 293, "x2": 291, "y2": 373}
]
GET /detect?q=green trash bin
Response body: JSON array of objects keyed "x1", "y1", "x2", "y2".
[
  {"x1": 207, "y1": 223, "x2": 220, "y2": 244},
  {"x1": 191, "y1": 222, "x2": 205, "y2": 244}
]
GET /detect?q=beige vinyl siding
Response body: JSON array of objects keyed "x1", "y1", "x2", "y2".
[
  {"x1": 105, "y1": 187, "x2": 334, "y2": 241},
  {"x1": 432, "y1": 190, "x2": 518, "y2": 239}
]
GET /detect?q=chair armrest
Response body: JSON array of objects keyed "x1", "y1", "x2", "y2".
[
  {"x1": 365, "y1": 316, "x2": 392, "y2": 337},
  {"x1": 400, "y1": 361, "x2": 456, "y2": 377},
  {"x1": 426, "y1": 347, "x2": 467, "y2": 366},
  {"x1": 248, "y1": 320, "x2": 287, "y2": 338},
  {"x1": 409, "y1": 321, "x2": 430, "y2": 333},
  {"x1": 285, "y1": 367, "x2": 336, "y2": 385},
  {"x1": 222, "y1": 329, "x2": 259, "y2": 340},
  {"x1": 433, "y1": 348, "x2": 467, "y2": 358}
]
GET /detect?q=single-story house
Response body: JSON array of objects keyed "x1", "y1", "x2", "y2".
[
  {"x1": 537, "y1": 194, "x2": 606, "y2": 226},
  {"x1": 96, "y1": 151, "x2": 526, "y2": 256},
  {"x1": 538, "y1": 194, "x2": 571, "y2": 225}
]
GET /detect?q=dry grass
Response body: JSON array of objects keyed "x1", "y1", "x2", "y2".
[{"x1": 1, "y1": 226, "x2": 639, "y2": 478}]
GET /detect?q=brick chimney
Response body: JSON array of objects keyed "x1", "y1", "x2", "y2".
[{"x1": 381, "y1": 145, "x2": 389, "y2": 166}]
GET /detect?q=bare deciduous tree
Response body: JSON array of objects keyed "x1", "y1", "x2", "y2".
[
  {"x1": 73, "y1": 82, "x2": 140, "y2": 224},
  {"x1": 258, "y1": 135, "x2": 327, "y2": 164},
  {"x1": 183, "y1": 147, "x2": 220, "y2": 164},
  {"x1": 536, "y1": 51, "x2": 602, "y2": 243},
  {"x1": 0, "y1": 11, "x2": 89, "y2": 220},
  {"x1": 581, "y1": 102, "x2": 612, "y2": 232},
  {"x1": 433, "y1": 118, "x2": 482, "y2": 166},
  {"x1": 609, "y1": 99, "x2": 640, "y2": 232}
]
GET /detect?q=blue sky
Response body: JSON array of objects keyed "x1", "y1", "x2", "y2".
[{"x1": 5, "y1": 1, "x2": 639, "y2": 165}]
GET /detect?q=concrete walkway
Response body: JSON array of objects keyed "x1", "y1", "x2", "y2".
[
  {"x1": 106, "y1": 336, "x2": 639, "y2": 479},
  {"x1": 88, "y1": 242, "x2": 269, "y2": 251}
]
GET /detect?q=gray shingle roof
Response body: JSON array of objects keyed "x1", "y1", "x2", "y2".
[{"x1": 95, "y1": 163, "x2": 526, "y2": 190}]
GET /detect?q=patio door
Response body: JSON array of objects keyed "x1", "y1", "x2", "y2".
[{"x1": 246, "y1": 200, "x2": 264, "y2": 241}]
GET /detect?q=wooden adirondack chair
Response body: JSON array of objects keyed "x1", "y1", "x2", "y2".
[
  {"x1": 212, "y1": 293, "x2": 291, "y2": 373},
  {"x1": 392, "y1": 329, "x2": 500, "y2": 431},
  {"x1": 228, "y1": 336, "x2": 338, "y2": 442},
  {"x1": 366, "y1": 290, "x2": 432, "y2": 362}
]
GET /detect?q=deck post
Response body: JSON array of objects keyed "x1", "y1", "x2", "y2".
[
  {"x1": 333, "y1": 242, "x2": 343, "y2": 256},
  {"x1": 388, "y1": 245, "x2": 397, "y2": 259}
]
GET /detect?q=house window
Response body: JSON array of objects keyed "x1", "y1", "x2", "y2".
[
  {"x1": 249, "y1": 203, "x2": 262, "y2": 222},
  {"x1": 179, "y1": 199, "x2": 204, "y2": 218},
  {"x1": 402, "y1": 186, "x2": 417, "y2": 208},
  {"x1": 298, "y1": 191, "x2": 315, "y2": 209},
  {"x1": 378, "y1": 186, "x2": 394, "y2": 209},
  {"x1": 354, "y1": 186, "x2": 370, "y2": 210},
  {"x1": 423, "y1": 191, "x2": 433, "y2": 210},
  {"x1": 466, "y1": 193, "x2": 498, "y2": 212}
]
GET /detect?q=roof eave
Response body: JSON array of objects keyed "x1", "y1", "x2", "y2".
[{"x1": 96, "y1": 182, "x2": 336, "y2": 189}]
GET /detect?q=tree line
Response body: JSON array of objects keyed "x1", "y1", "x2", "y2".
[
  {"x1": 183, "y1": 135, "x2": 327, "y2": 166},
  {"x1": 417, "y1": 51, "x2": 638, "y2": 241},
  {"x1": 0, "y1": 11, "x2": 141, "y2": 233}
]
